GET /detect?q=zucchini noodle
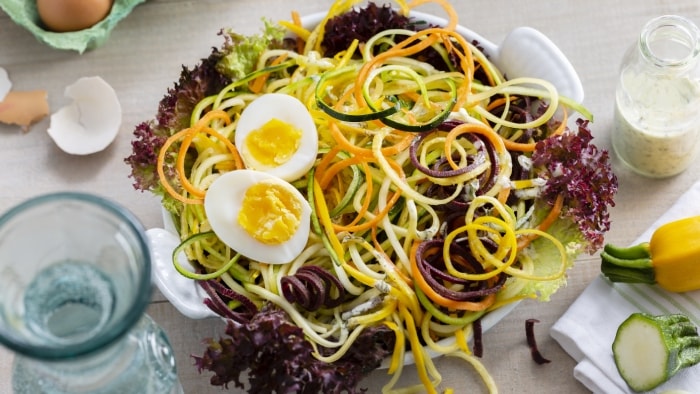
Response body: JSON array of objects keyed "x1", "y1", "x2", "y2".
[{"x1": 155, "y1": 0, "x2": 590, "y2": 392}]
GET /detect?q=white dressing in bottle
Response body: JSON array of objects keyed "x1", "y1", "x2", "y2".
[{"x1": 612, "y1": 15, "x2": 700, "y2": 178}]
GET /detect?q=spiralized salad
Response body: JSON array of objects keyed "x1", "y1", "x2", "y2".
[{"x1": 126, "y1": 0, "x2": 618, "y2": 392}]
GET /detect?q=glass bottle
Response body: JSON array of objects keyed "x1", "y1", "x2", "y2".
[
  {"x1": 612, "y1": 15, "x2": 700, "y2": 178},
  {"x1": 0, "y1": 192, "x2": 183, "y2": 394}
]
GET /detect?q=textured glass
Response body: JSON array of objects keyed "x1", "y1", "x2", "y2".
[{"x1": 0, "y1": 192, "x2": 183, "y2": 394}]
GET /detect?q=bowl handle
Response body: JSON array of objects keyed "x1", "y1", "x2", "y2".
[{"x1": 147, "y1": 228, "x2": 219, "y2": 320}]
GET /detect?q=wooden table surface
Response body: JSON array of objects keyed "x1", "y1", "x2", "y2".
[{"x1": 2, "y1": 1, "x2": 700, "y2": 392}]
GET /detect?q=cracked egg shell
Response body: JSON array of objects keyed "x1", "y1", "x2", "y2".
[{"x1": 47, "y1": 76, "x2": 121, "y2": 155}]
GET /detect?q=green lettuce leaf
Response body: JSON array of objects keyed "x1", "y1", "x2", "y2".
[
  {"x1": 216, "y1": 19, "x2": 286, "y2": 80},
  {"x1": 515, "y1": 209, "x2": 586, "y2": 302}
]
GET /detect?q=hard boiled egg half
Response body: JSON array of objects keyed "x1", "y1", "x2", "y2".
[
  {"x1": 204, "y1": 169, "x2": 311, "y2": 264},
  {"x1": 234, "y1": 93, "x2": 318, "y2": 182}
]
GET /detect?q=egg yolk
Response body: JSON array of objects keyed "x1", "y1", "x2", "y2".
[
  {"x1": 244, "y1": 118, "x2": 301, "y2": 167},
  {"x1": 237, "y1": 181, "x2": 302, "y2": 244}
]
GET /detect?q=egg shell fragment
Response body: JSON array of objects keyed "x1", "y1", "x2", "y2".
[
  {"x1": 47, "y1": 76, "x2": 122, "y2": 155},
  {"x1": 234, "y1": 93, "x2": 318, "y2": 182},
  {"x1": 204, "y1": 169, "x2": 311, "y2": 264},
  {"x1": 0, "y1": 67, "x2": 11, "y2": 101},
  {"x1": 0, "y1": 90, "x2": 50, "y2": 131}
]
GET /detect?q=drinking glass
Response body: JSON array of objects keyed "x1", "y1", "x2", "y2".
[{"x1": 0, "y1": 192, "x2": 183, "y2": 393}]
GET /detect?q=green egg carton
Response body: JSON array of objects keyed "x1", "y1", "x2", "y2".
[{"x1": 0, "y1": 0, "x2": 147, "y2": 53}]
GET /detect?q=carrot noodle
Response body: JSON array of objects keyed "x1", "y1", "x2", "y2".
[
  {"x1": 517, "y1": 194, "x2": 565, "y2": 250},
  {"x1": 157, "y1": 110, "x2": 237, "y2": 205},
  {"x1": 408, "y1": 0, "x2": 458, "y2": 31},
  {"x1": 249, "y1": 53, "x2": 289, "y2": 93},
  {"x1": 292, "y1": 10, "x2": 306, "y2": 53},
  {"x1": 155, "y1": 0, "x2": 592, "y2": 392}
]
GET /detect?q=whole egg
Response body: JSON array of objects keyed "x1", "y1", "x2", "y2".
[{"x1": 36, "y1": 0, "x2": 113, "y2": 32}]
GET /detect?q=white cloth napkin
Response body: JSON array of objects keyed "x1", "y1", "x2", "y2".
[{"x1": 551, "y1": 180, "x2": 700, "y2": 394}]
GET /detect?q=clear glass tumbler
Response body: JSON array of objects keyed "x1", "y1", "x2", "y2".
[{"x1": 0, "y1": 192, "x2": 183, "y2": 393}]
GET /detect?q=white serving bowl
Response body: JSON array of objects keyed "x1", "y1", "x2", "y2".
[{"x1": 147, "y1": 8, "x2": 584, "y2": 366}]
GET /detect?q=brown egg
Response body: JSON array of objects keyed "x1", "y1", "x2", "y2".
[{"x1": 36, "y1": 0, "x2": 114, "y2": 33}]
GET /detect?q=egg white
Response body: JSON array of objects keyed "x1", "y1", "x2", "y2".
[
  {"x1": 234, "y1": 93, "x2": 318, "y2": 182},
  {"x1": 204, "y1": 169, "x2": 311, "y2": 264}
]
